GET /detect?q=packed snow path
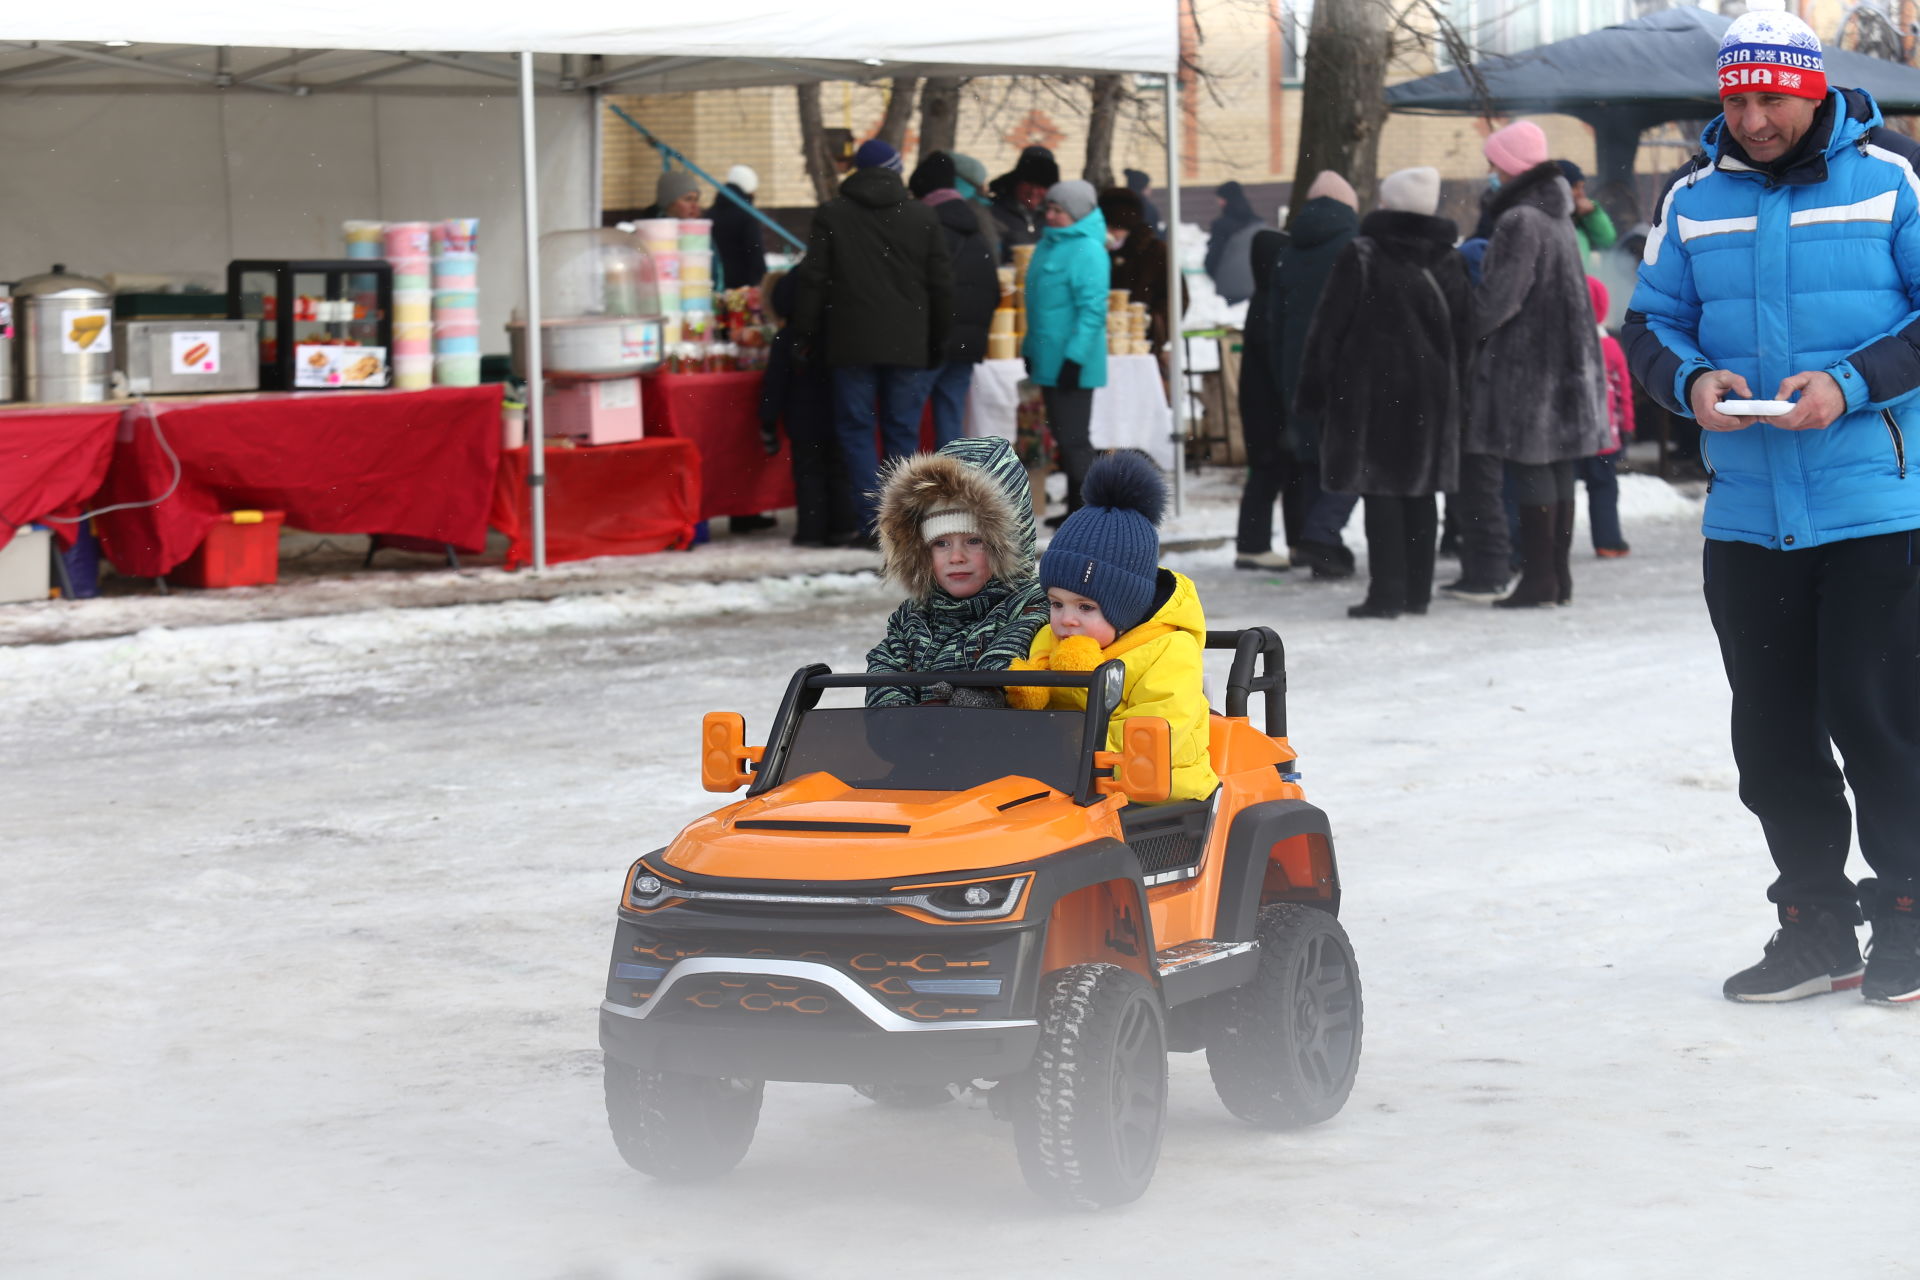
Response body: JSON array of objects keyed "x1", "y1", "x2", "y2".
[{"x1": 3, "y1": 482, "x2": 1911, "y2": 1279}]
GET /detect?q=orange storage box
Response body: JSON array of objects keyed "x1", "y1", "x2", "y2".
[{"x1": 169, "y1": 510, "x2": 285, "y2": 588}]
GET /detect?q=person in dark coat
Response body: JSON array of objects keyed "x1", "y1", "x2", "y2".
[
  {"x1": 950, "y1": 152, "x2": 1003, "y2": 265},
  {"x1": 1205, "y1": 180, "x2": 1268, "y2": 304},
  {"x1": 910, "y1": 151, "x2": 1000, "y2": 447},
  {"x1": 1295, "y1": 167, "x2": 1474, "y2": 618},
  {"x1": 1451, "y1": 121, "x2": 1608, "y2": 608},
  {"x1": 791, "y1": 139, "x2": 955, "y2": 538},
  {"x1": 1271, "y1": 171, "x2": 1362, "y2": 577},
  {"x1": 1234, "y1": 227, "x2": 1296, "y2": 570},
  {"x1": 707, "y1": 164, "x2": 767, "y2": 290},
  {"x1": 1098, "y1": 187, "x2": 1183, "y2": 352},
  {"x1": 986, "y1": 145, "x2": 1060, "y2": 262},
  {"x1": 1124, "y1": 168, "x2": 1165, "y2": 239},
  {"x1": 760, "y1": 271, "x2": 858, "y2": 547}
]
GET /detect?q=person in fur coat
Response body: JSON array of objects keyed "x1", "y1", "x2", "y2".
[
  {"x1": 1295, "y1": 167, "x2": 1473, "y2": 618},
  {"x1": 1450, "y1": 120, "x2": 1609, "y2": 607},
  {"x1": 865, "y1": 435, "x2": 1049, "y2": 708}
]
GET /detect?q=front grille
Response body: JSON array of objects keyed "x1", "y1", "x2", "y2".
[
  {"x1": 607, "y1": 920, "x2": 1027, "y2": 1023},
  {"x1": 656, "y1": 974, "x2": 869, "y2": 1029}
]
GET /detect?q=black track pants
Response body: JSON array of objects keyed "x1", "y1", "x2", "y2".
[{"x1": 1702, "y1": 532, "x2": 1920, "y2": 916}]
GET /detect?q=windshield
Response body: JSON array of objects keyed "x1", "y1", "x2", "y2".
[{"x1": 776, "y1": 706, "x2": 1087, "y2": 794}]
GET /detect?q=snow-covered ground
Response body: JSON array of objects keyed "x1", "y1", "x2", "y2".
[{"x1": 4, "y1": 474, "x2": 1913, "y2": 1280}]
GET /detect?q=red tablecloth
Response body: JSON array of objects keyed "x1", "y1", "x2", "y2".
[
  {"x1": 92, "y1": 386, "x2": 503, "y2": 578},
  {"x1": 641, "y1": 370, "x2": 794, "y2": 521},
  {"x1": 489, "y1": 438, "x2": 701, "y2": 569},
  {"x1": 0, "y1": 405, "x2": 123, "y2": 553}
]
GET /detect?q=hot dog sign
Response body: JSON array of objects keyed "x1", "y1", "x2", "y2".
[{"x1": 168, "y1": 330, "x2": 222, "y2": 376}]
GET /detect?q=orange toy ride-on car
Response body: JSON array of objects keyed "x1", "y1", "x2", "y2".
[{"x1": 598, "y1": 628, "x2": 1361, "y2": 1208}]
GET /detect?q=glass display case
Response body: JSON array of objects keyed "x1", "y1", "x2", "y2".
[
  {"x1": 507, "y1": 230, "x2": 663, "y2": 380},
  {"x1": 227, "y1": 259, "x2": 394, "y2": 390}
]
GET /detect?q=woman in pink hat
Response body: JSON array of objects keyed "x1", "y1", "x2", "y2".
[{"x1": 1445, "y1": 120, "x2": 1610, "y2": 610}]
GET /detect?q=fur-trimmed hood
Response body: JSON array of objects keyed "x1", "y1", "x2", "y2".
[{"x1": 876, "y1": 435, "x2": 1037, "y2": 600}]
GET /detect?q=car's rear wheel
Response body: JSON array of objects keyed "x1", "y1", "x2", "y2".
[
  {"x1": 603, "y1": 1056, "x2": 763, "y2": 1179},
  {"x1": 1207, "y1": 902, "x2": 1362, "y2": 1129},
  {"x1": 852, "y1": 1082, "x2": 959, "y2": 1108},
  {"x1": 1012, "y1": 963, "x2": 1167, "y2": 1209}
]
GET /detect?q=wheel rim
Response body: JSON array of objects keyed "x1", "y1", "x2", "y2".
[
  {"x1": 1107, "y1": 994, "x2": 1165, "y2": 1180},
  {"x1": 1288, "y1": 933, "x2": 1358, "y2": 1098}
]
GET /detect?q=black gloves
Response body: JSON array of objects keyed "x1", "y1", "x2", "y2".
[
  {"x1": 1057, "y1": 359, "x2": 1082, "y2": 391},
  {"x1": 922, "y1": 681, "x2": 1008, "y2": 709},
  {"x1": 760, "y1": 422, "x2": 781, "y2": 457}
]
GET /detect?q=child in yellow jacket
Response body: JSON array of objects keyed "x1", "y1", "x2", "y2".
[{"x1": 1008, "y1": 452, "x2": 1220, "y2": 801}]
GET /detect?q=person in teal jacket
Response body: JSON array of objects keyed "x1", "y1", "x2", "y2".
[{"x1": 1022, "y1": 180, "x2": 1111, "y2": 524}]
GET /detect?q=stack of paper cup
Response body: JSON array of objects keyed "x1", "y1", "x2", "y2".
[
  {"x1": 680, "y1": 248, "x2": 713, "y2": 318},
  {"x1": 432, "y1": 217, "x2": 479, "y2": 258},
  {"x1": 345, "y1": 221, "x2": 385, "y2": 333},
  {"x1": 345, "y1": 220, "x2": 385, "y2": 259},
  {"x1": 433, "y1": 236, "x2": 481, "y2": 388},
  {"x1": 384, "y1": 222, "x2": 434, "y2": 389}
]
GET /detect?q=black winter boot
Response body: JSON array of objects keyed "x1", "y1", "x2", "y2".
[
  {"x1": 1723, "y1": 905, "x2": 1863, "y2": 1002},
  {"x1": 1552, "y1": 499, "x2": 1576, "y2": 605},
  {"x1": 1860, "y1": 879, "x2": 1920, "y2": 1005},
  {"x1": 1493, "y1": 505, "x2": 1559, "y2": 609}
]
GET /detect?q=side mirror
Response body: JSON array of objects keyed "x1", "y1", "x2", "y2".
[
  {"x1": 1095, "y1": 716, "x2": 1171, "y2": 803},
  {"x1": 700, "y1": 712, "x2": 765, "y2": 792}
]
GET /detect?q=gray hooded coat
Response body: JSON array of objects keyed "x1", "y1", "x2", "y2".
[{"x1": 1467, "y1": 162, "x2": 1608, "y2": 464}]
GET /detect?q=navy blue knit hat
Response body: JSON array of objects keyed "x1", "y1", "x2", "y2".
[
  {"x1": 1041, "y1": 452, "x2": 1165, "y2": 634},
  {"x1": 853, "y1": 139, "x2": 903, "y2": 173}
]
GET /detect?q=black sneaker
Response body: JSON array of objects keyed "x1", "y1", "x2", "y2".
[
  {"x1": 1862, "y1": 884, "x2": 1920, "y2": 1005},
  {"x1": 1723, "y1": 907, "x2": 1863, "y2": 1002}
]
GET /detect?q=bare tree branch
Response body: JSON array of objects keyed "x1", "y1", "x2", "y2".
[{"x1": 876, "y1": 76, "x2": 920, "y2": 149}]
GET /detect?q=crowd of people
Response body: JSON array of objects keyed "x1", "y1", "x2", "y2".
[
  {"x1": 751, "y1": 140, "x2": 1180, "y2": 548},
  {"x1": 739, "y1": 0, "x2": 1920, "y2": 1004},
  {"x1": 1230, "y1": 121, "x2": 1632, "y2": 618}
]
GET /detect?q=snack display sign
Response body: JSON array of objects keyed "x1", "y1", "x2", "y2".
[
  {"x1": 294, "y1": 344, "x2": 388, "y2": 388},
  {"x1": 169, "y1": 331, "x2": 224, "y2": 376},
  {"x1": 62, "y1": 308, "x2": 113, "y2": 355}
]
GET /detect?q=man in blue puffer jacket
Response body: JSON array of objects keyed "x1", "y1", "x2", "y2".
[{"x1": 1624, "y1": 4, "x2": 1920, "y2": 1006}]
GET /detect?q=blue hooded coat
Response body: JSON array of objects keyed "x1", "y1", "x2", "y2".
[
  {"x1": 1022, "y1": 206, "x2": 1111, "y2": 389},
  {"x1": 1625, "y1": 87, "x2": 1920, "y2": 549}
]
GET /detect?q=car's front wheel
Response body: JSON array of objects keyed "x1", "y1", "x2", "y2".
[
  {"x1": 603, "y1": 1056, "x2": 763, "y2": 1180},
  {"x1": 1012, "y1": 963, "x2": 1167, "y2": 1209}
]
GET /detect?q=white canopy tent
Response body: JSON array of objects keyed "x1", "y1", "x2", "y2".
[{"x1": 2, "y1": 3, "x2": 1182, "y2": 569}]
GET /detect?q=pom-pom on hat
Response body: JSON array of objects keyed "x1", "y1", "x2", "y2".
[
  {"x1": 1717, "y1": 2, "x2": 1826, "y2": 100},
  {"x1": 726, "y1": 164, "x2": 759, "y2": 195},
  {"x1": 1041, "y1": 452, "x2": 1166, "y2": 635},
  {"x1": 1483, "y1": 120, "x2": 1550, "y2": 177}
]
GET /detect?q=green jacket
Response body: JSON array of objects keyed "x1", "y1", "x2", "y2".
[{"x1": 1574, "y1": 204, "x2": 1617, "y2": 260}]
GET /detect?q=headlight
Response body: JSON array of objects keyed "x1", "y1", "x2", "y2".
[
  {"x1": 626, "y1": 862, "x2": 678, "y2": 909},
  {"x1": 912, "y1": 875, "x2": 1030, "y2": 921}
]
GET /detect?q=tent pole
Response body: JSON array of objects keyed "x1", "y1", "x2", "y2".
[
  {"x1": 590, "y1": 88, "x2": 605, "y2": 228},
  {"x1": 520, "y1": 52, "x2": 548, "y2": 572},
  {"x1": 1164, "y1": 66, "x2": 1186, "y2": 516}
]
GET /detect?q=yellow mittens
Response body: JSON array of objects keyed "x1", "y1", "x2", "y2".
[
  {"x1": 1005, "y1": 637, "x2": 1107, "y2": 710},
  {"x1": 1005, "y1": 656, "x2": 1049, "y2": 710},
  {"x1": 1049, "y1": 634, "x2": 1105, "y2": 672}
]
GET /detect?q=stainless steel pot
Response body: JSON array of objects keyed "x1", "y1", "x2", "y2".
[
  {"x1": 15, "y1": 264, "x2": 114, "y2": 403},
  {"x1": 506, "y1": 315, "x2": 664, "y2": 381}
]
